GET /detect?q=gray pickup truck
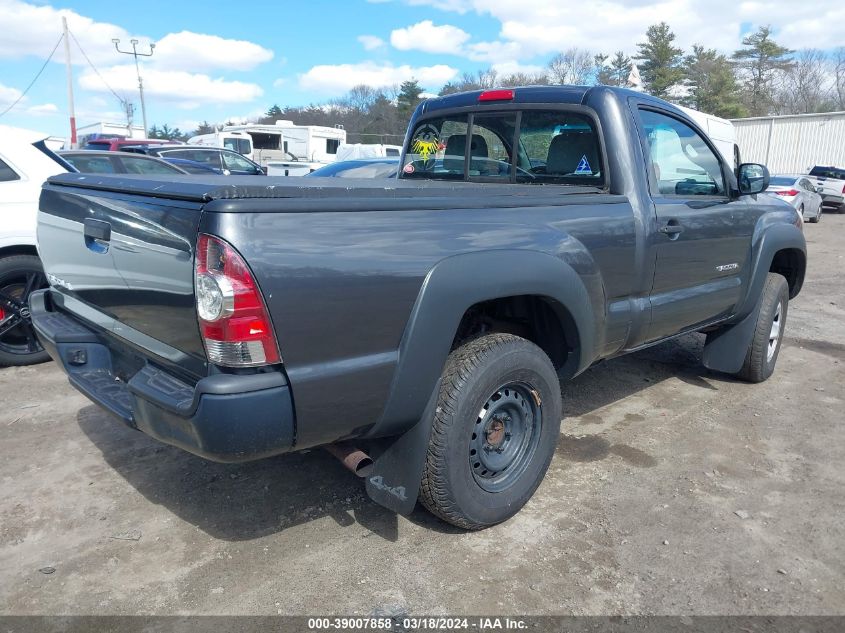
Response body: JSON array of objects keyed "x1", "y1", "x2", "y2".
[{"x1": 30, "y1": 86, "x2": 806, "y2": 529}]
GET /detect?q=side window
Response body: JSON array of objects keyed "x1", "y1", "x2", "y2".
[
  {"x1": 121, "y1": 156, "x2": 179, "y2": 174},
  {"x1": 639, "y1": 109, "x2": 726, "y2": 196},
  {"x1": 0, "y1": 157, "x2": 21, "y2": 182},
  {"x1": 326, "y1": 139, "x2": 340, "y2": 155}
]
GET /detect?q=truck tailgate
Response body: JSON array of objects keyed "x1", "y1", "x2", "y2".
[{"x1": 37, "y1": 179, "x2": 206, "y2": 378}]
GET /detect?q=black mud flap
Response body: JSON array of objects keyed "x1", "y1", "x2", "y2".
[
  {"x1": 702, "y1": 297, "x2": 763, "y2": 374},
  {"x1": 365, "y1": 380, "x2": 440, "y2": 515}
]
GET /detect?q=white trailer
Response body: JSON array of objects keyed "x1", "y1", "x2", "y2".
[
  {"x1": 222, "y1": 121, "x2": 346, "y2": 173},
  {"x1": 731, "y1": 111, "x2": 845, "y2": 174},
  {"x1": 187, "y1": 130, "x2": 254, "y2": 160},
  {"x1": 76, "y1": 122, "x2": 145, "y2": 148}
]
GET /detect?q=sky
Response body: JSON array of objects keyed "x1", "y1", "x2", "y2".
[{"x1": 0, "y1": 0, "x2": 841, "y2": 138}]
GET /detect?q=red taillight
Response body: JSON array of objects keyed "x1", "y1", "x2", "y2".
[
  {"x1": 478, "y1": 89, "x2": 514, "y2": 102},
  {"x1": 195, "y1": 234, "x2": 281, "y2": 367},
  {"x1": 841, "y1": 184, "x2": 845, "y2": 194},
  {"x1": 775, "y1": 189, "x2": 799, "y2": 197}
]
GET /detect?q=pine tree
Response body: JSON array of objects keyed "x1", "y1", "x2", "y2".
[
  {"x1": 634, "y1": 22, "x2": 684, "y2": 99},
  {"x1": 732, "y1": 25, "x2": 794, "y2": 116},
  {"x1": 397, "y1": 79, "x2": 424, "y2": 119},
  {"x1": 683, "y1": 45, "x2": 746, "y2": 117}
]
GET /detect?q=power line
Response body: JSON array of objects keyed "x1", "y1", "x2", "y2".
[
  {"x1": 0, "y1": 34, "x2": 64, "y2": 119},
  {"x1": 68, "y1": 28, "x2": 124, "y2": 105}
]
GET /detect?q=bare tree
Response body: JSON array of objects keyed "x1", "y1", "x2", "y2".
[
  {"x1": 774, "y1": 49, "x2": 835, "y2": 114},
  {"x1": 547, "y1": 48, "x2": 595, "y2": 85},
  {"x1": 835, "y1": 47, "x2": 845, "y2": 110}
]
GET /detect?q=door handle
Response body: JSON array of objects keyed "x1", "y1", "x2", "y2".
[
  {"x1": 659, "y1": 219, "x2": 684, "y2": 239},
  {"x1": 83, "y1": 219, "x2": 111, "y2": 241}
]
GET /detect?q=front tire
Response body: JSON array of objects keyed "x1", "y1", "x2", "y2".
[
  {"x1": 419, "y1": 333, "x2": 562, "y2": 530},
  {"x1": 736, "y1": 273, "x2": 789, "y2": 383}
]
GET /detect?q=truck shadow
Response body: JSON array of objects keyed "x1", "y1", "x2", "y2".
[
  {"x1": 76, "y1": 333, "x2": 735, "y2": 541},
  {"x1": 76, "y1": 406, "x2": 401, "y2": 542}
]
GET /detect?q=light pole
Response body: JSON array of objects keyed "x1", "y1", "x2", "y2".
[{"x1": 112, "y1": 38, "x2": 155, "y2": 137}]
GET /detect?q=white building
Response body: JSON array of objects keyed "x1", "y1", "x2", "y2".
[{"x1": 731, "y1": 111, "x2": 845, "y2": 174}]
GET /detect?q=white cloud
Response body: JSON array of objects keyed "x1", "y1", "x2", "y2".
[
  {"x1": 390, "y1": 20, "x2": 471, "y2": 54},
  {"x1": 25, "y1": 103, "x2": 59, "y2": 116},
  {"x1": 403, "y1": 0, "x2": 845, "y2": 58},
  {"x1": 358, "y1": 35, "x2": 386, "y2": 51},
  {"x1": 273, "y1": 77, "x2": 287, "y2": 88},
  {"x1": 152, "y1": 31, "x2": 273, "y2": 72},
  {"x1": 78, "y1": 65, "x2": 263, "y2": 109},
  {"x1": 0, "y1": 81, "x2": 23, "y2": 107},
  {"x1": 489, "y1": 61, "x2": 546, "y2": 77},
  {"x1": 0, "y1": 1, "x2": 273, "y2": 73},
  {"x1": 299, "y1": 61, "x2": 459, "y2": 93}
]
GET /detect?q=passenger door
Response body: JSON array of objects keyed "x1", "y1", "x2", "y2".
[{"x1": 637, "y1": 107, "x2": 757, "y2": 342}]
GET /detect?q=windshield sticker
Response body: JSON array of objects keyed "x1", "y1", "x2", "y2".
[
  {"x1": 403, "y1": 163, "x2": 415, "y2": 174},
  {"x1": 575, "y1": 155, "x2": 593, "y2": 174},
  {"x1": 411, "y1": 124, "x2": 440, "y2": 161}
]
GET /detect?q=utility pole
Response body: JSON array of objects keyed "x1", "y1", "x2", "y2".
[
  {"x1": 112, "y1": 38, "x2": 155, "y2": 137},
  {"x1": 62, "y1": 17, "x2": 77, "y2": 148}
]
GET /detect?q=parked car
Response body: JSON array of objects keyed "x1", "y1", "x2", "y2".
[
  {"x1": 0, "y1": 125, "x2": 68, "y2": 366},
  {"x1": 306, "y1": 158, "x2": 399, "y2": 179},
  {"x1": 807, "y1": 165, "x2": 845, "y2": 212},
  {"x1": 32, "y1": 86, "x2": 806, "y2": 530},
  {"x1": 59, "y1": 150, "x2": 189, "y2": 175},
  {"x1": 81, "y1": 138, "x2": 176, "y2": 152},
  {"x1": 766, "y1": 175, "x2": 823, "y2": 223},
  {"x1": 122, "y1": 145, "x2": 265, "y2": 176}
]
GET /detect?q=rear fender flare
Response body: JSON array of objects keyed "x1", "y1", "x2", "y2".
[{"x1": 364, "y1": 250, "x2": 596, "y2": 515}]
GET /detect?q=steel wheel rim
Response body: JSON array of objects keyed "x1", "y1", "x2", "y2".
[
  {"x1": 767, "y1": 300, "x2": 783, "y2": 362},
  {"x1": 0, "y1": 270, "x2": 46, "y2": 357},
  {"x1": 469, "y1": 381, "x2": 542, "y2": 493}
]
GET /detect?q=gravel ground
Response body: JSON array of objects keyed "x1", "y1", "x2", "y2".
[{"x1": 1, "y1": 215, "x2": 843, "y2": 617}]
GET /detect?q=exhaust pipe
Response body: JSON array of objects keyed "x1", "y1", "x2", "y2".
[{"x1": 324, "y1": 443, "x2": 374, "y2": 478}]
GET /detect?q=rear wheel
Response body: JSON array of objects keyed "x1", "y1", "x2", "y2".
[
  {"x1": 735, "y1": 273, "x2": 789, "y2": 383},
  {"x1": 419, "y1": 333, "x2": 562, "y2": 530},
  {"x1": 0, "y1": 255, "x2": 50, "y2": 367}
]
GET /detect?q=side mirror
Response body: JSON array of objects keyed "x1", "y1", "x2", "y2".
[
  {"x1": 816, "y1": 186, "x2": 824, "y2": 194},
  {"x1": 737, "y1": 163, "x2": 769, "y2": 195}
]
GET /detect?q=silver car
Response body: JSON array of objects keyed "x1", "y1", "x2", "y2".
[{"x1": 766, "y1": 175, "x2": 824, "y2": 223}]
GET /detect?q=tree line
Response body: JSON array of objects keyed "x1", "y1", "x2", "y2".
[{"x1": 150, "y1": 23, "x2": 845, "y2": 142}]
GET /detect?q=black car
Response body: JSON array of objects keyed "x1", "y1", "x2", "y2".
[
  {"x1": 121, "y1": 145, "x2": 265, "y2": 176},
  {"x1": 58, "y1": 150, "x2": 188, "y2": 175}
]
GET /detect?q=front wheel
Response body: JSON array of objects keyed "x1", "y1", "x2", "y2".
[
  {"x1": 0, "y1": 255, "x2": 51, "y2": 367},
  {"x1": 735, "y1": 273, "x2": 789, "y2": 383},
  {"x1": 419, "y1": 333, "x2": 562, "y2": 530}
]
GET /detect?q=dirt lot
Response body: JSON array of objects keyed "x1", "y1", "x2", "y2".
[{"x1": 1, "y1": 216, "x2": 843, "y2": 618}]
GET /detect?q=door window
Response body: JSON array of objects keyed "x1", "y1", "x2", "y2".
[
  {"x1": 639, "y1": 109, "x2": 725, "y2": 197},
  {"x1": 0, "y1": 157, "x2": 21, "y2": 182},
  {"x1": 222, "y1": 151, "x2": 259, "y2": 172}
]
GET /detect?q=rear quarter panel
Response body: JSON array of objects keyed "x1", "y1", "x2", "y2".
[{"x1": 202, "y1": 197, "x2": 638, "y2": 449}]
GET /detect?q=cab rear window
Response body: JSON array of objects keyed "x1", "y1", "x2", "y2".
[{"x1": 400, "y1": 110, "x2": 604, "y2": 186}]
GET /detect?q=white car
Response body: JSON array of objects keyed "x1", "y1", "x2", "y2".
[
  {"x1": 0, "y1": 125, "x2": 67, "y2": 366},
  {"x1": 766, "y1": 175, "x2": 824, "y2": 224}
]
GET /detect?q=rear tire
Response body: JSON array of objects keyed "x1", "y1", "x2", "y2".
[
  {"x1": 735, "y1": 273, "x2": 789, "y2": 383},
  {"x1": 0, "y1": 255, "x2": 50, "y2": 367},
  {"x1": 419, "y1": 333, "x2": 562, "y2": 530}
]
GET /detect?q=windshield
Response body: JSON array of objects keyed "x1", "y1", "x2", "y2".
[
  {"x1": 809, "y1": 166, "x2": 845, "y2": 180},
  {"x1": 400, "y1": 109, "x2": 604, "y2": 186}
]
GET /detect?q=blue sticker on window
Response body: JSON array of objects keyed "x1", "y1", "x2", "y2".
[{"x1": 575, "y1": 155, "x2": 592, "y2": 174}]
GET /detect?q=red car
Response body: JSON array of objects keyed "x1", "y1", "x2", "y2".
[{"x1": 81, "y1": 138, "x2": 177, "y2": 152}]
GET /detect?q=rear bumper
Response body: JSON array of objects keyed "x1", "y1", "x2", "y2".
[
  {"x1": 30, "y1": 289, "x2": 295, "y2": 462},
  {"x1": 820, "y1": 194, "x2": 844, "y2": 210}
]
